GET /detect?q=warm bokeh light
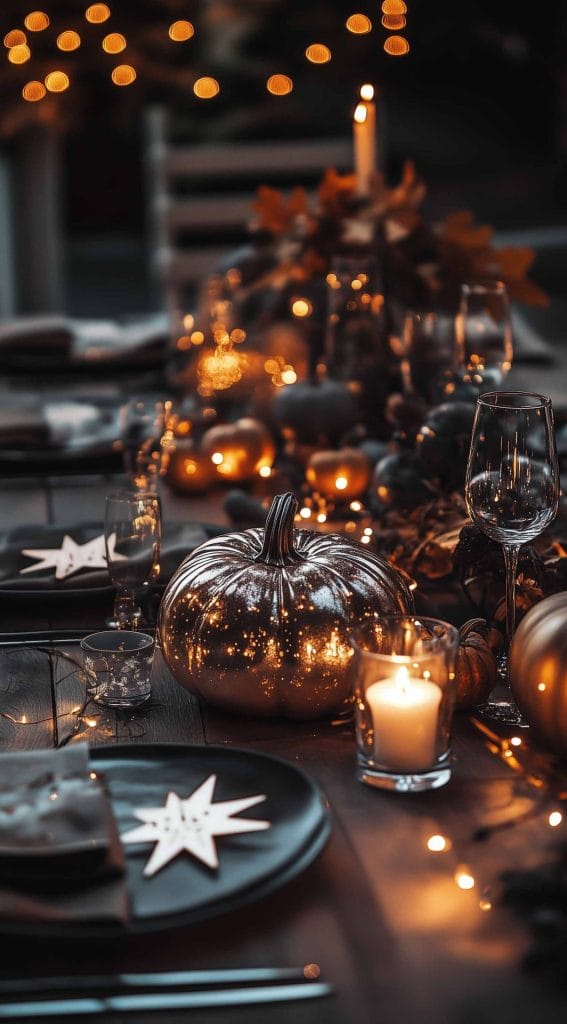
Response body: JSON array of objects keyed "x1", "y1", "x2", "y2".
[
  {"x1": 57, "y1": 30, "x2": 81, "y2": 51},
  {"x1": 549, "y1": 811, "x2": 563, "y2": 828},
  {"x1": 169, "y1": 20, "x2": 194, "y2": 41},
  {"x1": 266, "y1": 74, "x2": 293, "y2": 96},
  {"x1": 4, "y1": 30, "x2": 26, "y2": 48},
  {"x1": 102, "y1": 32, "x2": 126, "y2": 53},
  {"x1": 45, "y1": 70, "x2": 70, "y2": 92},
  {"x1": 85, "y1": 4, "x2": 111, "y2": 24},
  {"x1": 381, "y1": 14, "x2": 406, "y2": 29},
  {"x1": 426, "y1": 834, "x2": 449, "y2": 853},
  {"x1": 291, "y1": 298, "x2": 313, "y2": 317},
  {"x1": 335, "y1": 476, "x2": 348, "y2": 491},
  {"x1": 259, "y1": 465, "x2": 272, "y2": 478},
  {"x1": 24, "y1": 11, "x2": 49, "y2": 31},
  {"x1": 193, "y1": 76, "x2": 220, "y2": 99},
  {"x1": 346, "y1": 14, "x2": 372, "y2": 33},
  {"x1": 111, "y1": 64, "x2": 136, "y2": 85},
  {"x1": 8, "y1": 44, "x2": 31, "y2": 64},
  {"x1": 384, "y1": 34, "x2": 410, "y2": 55},
  {"x1": 381, "y1": 0, "x2": 407, "y2": 12},
  {"x1": 305, "y1": 43, "x2": 332, "y2": 63},
  {"x1": 22, "y1": 80, "x2": 46, "y2": 101},
  {"x1": 360, "y1": 83, "x2": 374, "y2": 100},
  {"x1": 190, "y1": 330, "x2": 205, "y2": 345},
  {"x1": 455, "y1": 869, "x2": 475, "y2": 890},
  {"x1": 354, "y1": 102, "x2": 367, "y2": 124}
]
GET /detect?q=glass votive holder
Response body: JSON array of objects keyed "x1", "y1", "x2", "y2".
[
  {"x1": 81, "y1": 630, "x2": 154, "y2": 708},
  {"x1": 350, "y1": 616, "x2": 459, "y2": 793}
]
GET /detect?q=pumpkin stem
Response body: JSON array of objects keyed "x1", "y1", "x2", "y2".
[
  {"x1": 255, "y1": 492, "x2": 305, "y2": 567},
  {"x1": 458, "y1": 618, "x2": 487, "y2": 643}
]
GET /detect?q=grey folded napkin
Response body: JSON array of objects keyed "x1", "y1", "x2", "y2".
[{"x1": 0, "y1": 744, "x2": 129, "y2": 926}]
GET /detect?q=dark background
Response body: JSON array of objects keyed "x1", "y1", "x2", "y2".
[{"x1": 0, "y1": 1, "x2": 565, "y2": 314}]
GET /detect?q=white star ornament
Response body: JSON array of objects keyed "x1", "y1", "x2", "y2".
[
  {"x1": 121, "y1": 774, "x2": 270, "y2": 877},
  {"x1": 20, "y1": 532, "x2": 125, "y2": 580}
]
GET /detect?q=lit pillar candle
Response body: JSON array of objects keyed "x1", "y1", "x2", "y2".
[
  {"x1": 353, "y1": 84, "x2": 377, "y2": 197},
  {"x1": 365, "y1": 666, "x2": 441, "y2": 772}
]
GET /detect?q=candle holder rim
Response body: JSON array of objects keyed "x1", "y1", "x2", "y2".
[{"x1": 349, "y1": 613, "x2": 459, "y2": 649}]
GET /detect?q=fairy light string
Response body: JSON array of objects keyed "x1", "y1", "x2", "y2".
[{"x1": 0, "y1": 643, "x2": 163, "y2": 748}]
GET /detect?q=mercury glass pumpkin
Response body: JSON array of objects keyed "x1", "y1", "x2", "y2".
[
  {"x1": 159, "y1": 492, "x2": 414, "y2": 719},
  {"x1": 510, "y1": 593, "x2": 567, "y2": 755}
]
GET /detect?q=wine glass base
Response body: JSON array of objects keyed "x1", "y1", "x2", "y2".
[
  {"x1": 474, "y1": 699, "x2": 529, "y2": 728},
  {"x1": 105, "y1": 608, "x2": 143, "y2": 631}
]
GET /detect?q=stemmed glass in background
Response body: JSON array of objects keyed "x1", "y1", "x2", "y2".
[
  {"x1": 104, "y1": 491, "x2": 162, "y2": 630},
  {"x1": 455, "y1": 281, "x2": 513, "y2": 393},
  {"x1": 120, "y1": 397, "x2": 173, "y2": 492},
  {"x1": 398, "y1": 310, "x2": 457, "y2": 405},
  {"x1": 465, "y1": 392, "x2": 559, "y2": 723}
]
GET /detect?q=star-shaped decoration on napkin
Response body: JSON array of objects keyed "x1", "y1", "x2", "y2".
[
  {"x1": 19, "y1": 532, "x2": 125, "y2": 580},
  {"x1": 121, "y1": 774, "x2": 270, "y2": 876}
]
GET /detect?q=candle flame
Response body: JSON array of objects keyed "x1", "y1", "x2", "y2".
[
  {"x1": 395, "y1": 665, "x2": 410, "y2": 691},
  {"x1": 360, "y1": 83, "x2": 374, "y2": 101},
  {"x1": 354, "y1": 102, "x2": 367, "y2": 124}
]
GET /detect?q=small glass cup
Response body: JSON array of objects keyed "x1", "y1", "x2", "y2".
[
  {"x1": 351, "y1": 616, "x2": 459, "y2": 793},
  {"x1": 399, "y1": 310, "x2": 457, "y2": 404},
  {"x1": 81, "y1": 630, "x2": 154, "y2": 708},
  {"x1": 455, "y1": 281, "x2": 513, "y2": 392}
]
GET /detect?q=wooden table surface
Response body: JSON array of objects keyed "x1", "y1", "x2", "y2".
[{"x1": 1, "y1": 472, "x2": 567, "y2": 1024}]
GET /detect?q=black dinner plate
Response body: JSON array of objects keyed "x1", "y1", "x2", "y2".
[{"x1": 1, "y1": 743, "x2": 331, "y2": 937}]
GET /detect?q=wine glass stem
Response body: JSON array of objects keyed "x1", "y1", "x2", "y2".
[
  {"x1": 114, "y1": 586, "x2": 139, "y2": 630},
  {"x1": 502, "y1": 542, "x2": 521, "y2": 661}
]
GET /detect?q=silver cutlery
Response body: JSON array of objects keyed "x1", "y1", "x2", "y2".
[
  {"x1": 0, "y1": 981, "x2": 333, "y2": 1018},
  {"x1": 0, "y1": 965, "x2": 318, "y2": 995}
]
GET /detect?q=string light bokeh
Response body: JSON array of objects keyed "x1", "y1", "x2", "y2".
[{"x1": 3, "y1": 1, "x2": 410, "y2": 110}]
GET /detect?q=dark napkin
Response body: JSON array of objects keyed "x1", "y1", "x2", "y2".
[
  {"x1": 0, "y1": 744, "x2": 129, "y2": 926},
  {"x1": 0, "y1": 316, "x2": 73, "y2": 363},
  {"x1": 0, "y1": 520, "x2": 220, "y2": 593},
  {"x1": 0, "y1": 404, "x2": 50, "y2": 449}
]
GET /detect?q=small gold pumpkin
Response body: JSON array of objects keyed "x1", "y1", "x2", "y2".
[
  {"x1": 455, "y1": 618, "x2": 497, "y2": 710},
  {"x1": 200, "y1": 417, "x2": 276, "y2": 483},
  {"x1": 165, "y1": 440, "x2": 216, "y2": 493},
  {"x1": 306, "y1": 447, "x2": 371, "y2": 501}
]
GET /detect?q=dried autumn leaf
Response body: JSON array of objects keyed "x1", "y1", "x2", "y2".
[
  {"x1": 413, "y1": 540, "x2": 454, "y2": 579},
  {"x1": 439, "y1": 210, "x2": 493, "y2": 250},
  {"x1": 317, "y1": 168, "x2": 356, "y2": 217},
  {"x1": 252, "y1": 185, "x2": 290, "y2": 234}
]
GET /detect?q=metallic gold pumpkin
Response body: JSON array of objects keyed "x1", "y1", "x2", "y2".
[
  {"x1": 455, "y1": 618, "x2": 497, "y2": 710},
  {"x1": 200, "y1": 417, "x2": 276, "y2": 482},
  {"x1": 510, "y1": 593, "x2": 567, "y2": 755},
  {"x1": 306, "y1": 447, "x2": 371, "y2": 501},
  {"x1": 165, "y1": 440, "x2": 216, "y2": 493},
  {"x1": 159, "y1": 492, "x2": 414, "y2": 719}
]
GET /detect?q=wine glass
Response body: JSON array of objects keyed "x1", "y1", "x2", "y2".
[
  {"x1": 455, "y1": 282, "x2": 513, "y2": 393},
  {"x1": 398, "y1": 310, "x2": 457, "y2": 404},
  {"x1": 465, "y1": 392, "x2": 559, "y2": 723},
  {"x1": 120, "y1": 397, "x2": 172, "y2": 492},
  {"x1": 104, "y1": 491, "x2": 162, "y2": 630}
]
